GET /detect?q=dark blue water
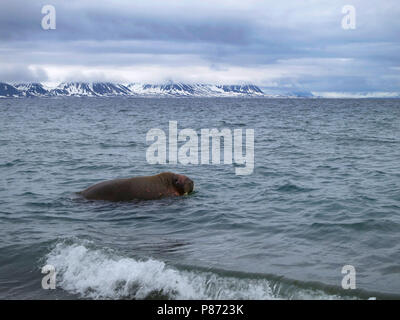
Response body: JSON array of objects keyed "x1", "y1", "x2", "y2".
[{"x1": 1, "y1": 97, "x2": 399, "y2": 299}]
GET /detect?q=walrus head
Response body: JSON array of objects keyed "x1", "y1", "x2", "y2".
[{"x1": 171, "y1": 173, "x2": 194, "y2": 195}]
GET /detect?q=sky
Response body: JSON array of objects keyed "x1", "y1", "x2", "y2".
[{"x1": 0, "y1": 0, "x2": 399, "y2": 93}]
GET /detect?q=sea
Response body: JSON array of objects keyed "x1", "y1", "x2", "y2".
[{"x1": 1, "y1": 97, "x2": 399, "y2": 299}]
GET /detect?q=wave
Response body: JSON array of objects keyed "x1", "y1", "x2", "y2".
[
  {"x1": 44, "y1": 239, "x2": 368, "y2": 300},
  {"x1": 274, "y1": 182, "x2": 315, "y2": 193}
]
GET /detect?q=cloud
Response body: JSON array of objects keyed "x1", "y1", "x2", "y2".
[
  {"x1": 0, "y1": 64, "x2": 48, "y2": 83},
  {"x1": 0, "y1": 0, "x2": 399, "y2": 92},
  {"x1": 313, "y1": 92, "x2": 400, "y2": 98}
]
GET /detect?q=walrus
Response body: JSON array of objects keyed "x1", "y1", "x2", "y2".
[{"x1": 79, "y1": 172, "x2": 194, "y2": 201}]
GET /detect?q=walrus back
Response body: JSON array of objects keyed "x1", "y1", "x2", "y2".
[
  {"x1": 79, "y1": 175, "x2": 173, "y2": 201},
  {"x1": 80, "y1": 178, "x2": 135, "y2": 202}
]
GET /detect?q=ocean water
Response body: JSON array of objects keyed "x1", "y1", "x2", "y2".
[{"x1": 1, "y1": 97, "x2": 400, "y2": 300}]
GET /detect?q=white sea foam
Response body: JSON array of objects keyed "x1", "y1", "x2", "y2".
[{"x1": 45, "y1": 240, "x2": 351, "y2": 300}]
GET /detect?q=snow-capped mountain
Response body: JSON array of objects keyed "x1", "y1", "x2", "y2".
[
  {"x1": 0, "y1": 82, "x2": 267, "y2": 97},
  {"x1": 13, "y1": 83, "x2": 48, "y2": 97},
  {"x1": 91, "y1": 83, "x2": 131, "y2": 96},
  {"x1": 127, "y1": 83, "x2": 265, "y2": 96},
  {"x1": 127, "y1": 83, "x2": 195, "y2": 96},
  {"x1": 50, "y1": 82, "x2": 97, "y2": 96},
  {"x1": 218, "y1": 84, "x2": 264, "y2": 95},
  {"x1": 1, "y1": 82, "x2": 399, "y2": 98},
  {"x1": 50, "y1": 82, "x2": 132, "y2": 96},
  {"x1": 0, "y1": 82, "x2": 21, "y2": 97}
]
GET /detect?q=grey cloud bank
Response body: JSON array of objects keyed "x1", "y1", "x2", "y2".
[{"x1": 0, "y1": 0, "x2": 399, "y2": 93}]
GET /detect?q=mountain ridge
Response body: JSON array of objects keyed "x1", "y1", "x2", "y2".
[
  {"x1": 0, "y1": 82, "x2": 282, "y2": 97},
  {"x1": 2, "y1": 82, "x2": 399, "y2": 98}
]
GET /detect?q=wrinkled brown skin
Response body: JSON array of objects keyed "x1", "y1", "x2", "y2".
[{"x1": 79, "y1": 172, "x2": 194, "y2": 202}]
